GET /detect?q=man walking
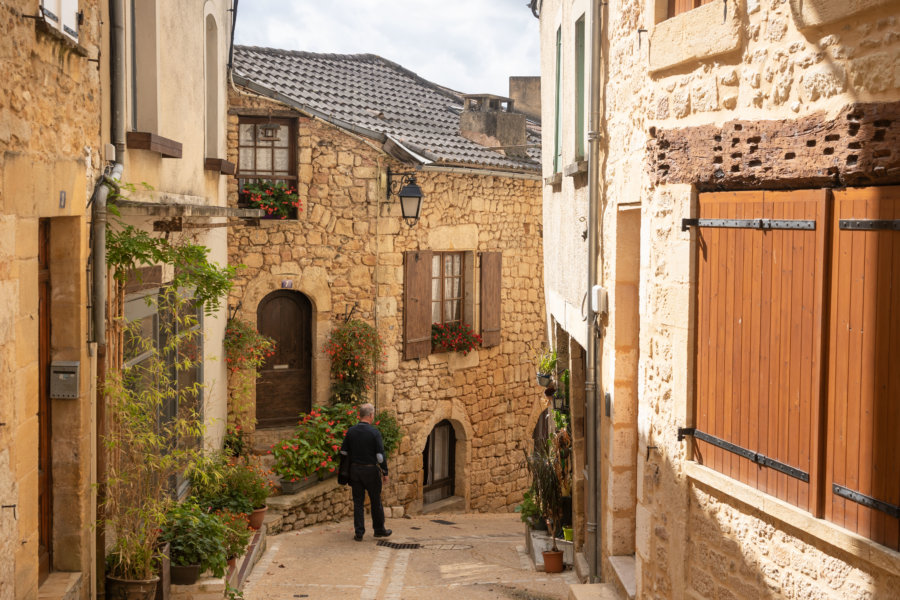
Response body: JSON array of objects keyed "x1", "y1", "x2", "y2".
[{"x1": 341, "y1": 403, "x2": 392, "y2": 541}]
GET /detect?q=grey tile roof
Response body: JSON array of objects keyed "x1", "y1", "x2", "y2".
[{"x1": 233, "y1": 46, "x2": 541, "y2": 172}]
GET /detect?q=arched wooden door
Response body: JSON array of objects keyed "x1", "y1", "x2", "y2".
[{"x1": 256, "y1": 291, "x2": 312, "y2": 427}]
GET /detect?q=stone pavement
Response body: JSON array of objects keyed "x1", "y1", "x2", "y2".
[{"x1": 243, "y1": 513, "x2": 579, "y2": 600}]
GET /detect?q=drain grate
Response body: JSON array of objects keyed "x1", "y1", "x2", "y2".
[
  {"x1": 431, "y1": 519, "x2": 456, "y2": 525},
  {"x1": 377, "y1": 540, "x2": 421, "y2": 550}
]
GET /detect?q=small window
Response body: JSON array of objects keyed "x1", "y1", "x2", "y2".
[
  {"x1": 431, "y1": 252, "x2": 465, "y2": 325},
  {"x1": 574, "y1": 16, "x2": 586, "y2": 160},
  {"x1": 668, "y1": 0, "x2": 715, "y2": 19},
  {"x1": 236, "y1": 117, "x2": 296, "y2": 181},
  {"x1": 41, "y1": 0, "x2": 79, "y2": 42},
  {"x1": 553, "y1": 26, "x2": 562, "y2": 173}
]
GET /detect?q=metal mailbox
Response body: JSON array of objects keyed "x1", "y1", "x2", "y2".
[{"x1": 49, "y1": 361, "x2": 80, "y2": 399}]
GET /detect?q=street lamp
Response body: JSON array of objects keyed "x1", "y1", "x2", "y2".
[{"x1": 387, "y1": 168, "x2": 424, "y2": 227}]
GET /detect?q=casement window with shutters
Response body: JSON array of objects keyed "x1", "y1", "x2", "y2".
[
  {"x1": 684, "y1": 186, "x2": 900, "y2": 550},
  {"x1": 404, "y1": 250, "x2": 502, "y2": 360},
  {"x1": 40, "y1": 0, "x2": 79, "y2": 42}
]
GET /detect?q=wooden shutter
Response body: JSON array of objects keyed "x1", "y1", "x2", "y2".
[
  {"x1": 480, "y1": 252, "x2": 502, "y2": 348},
  {"x1": 404, "y1": 250, "x2": 433, "y2": 360},
  {"x1": 825, "y1": 186, "x2": 900, "y2": 550},
  {"x1": 693, "y1": 190, "x2": 829, "y2": 512}
]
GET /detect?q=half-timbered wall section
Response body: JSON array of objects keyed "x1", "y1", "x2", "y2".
[{"x1": 689, "y1": 186, "x2": 900, "y2": 550}]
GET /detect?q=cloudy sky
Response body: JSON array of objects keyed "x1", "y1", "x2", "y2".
[{"x1": 233, "y1": 0, "x2": 540, "y2": 97}]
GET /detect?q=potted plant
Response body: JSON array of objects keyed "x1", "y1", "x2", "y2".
[
  {"x1": 239, "y1": 180, "x2": 302, "y2": 219},
  {"x1": 232, "y1": 460, "x2": 275, "y2": 529},
  {"x1": 160, "y1": 502, "x2": 228, "y2": 585},
  {"x1": 270, "y1": 435, "x2": 328, "y2": 494},
  {"x1": 532, "y1": 345, "x2": 557, "y2": 387},
  {"x1": 216, "y1": 510, "x2": 252, "y2": 569},
  {"x1": 515, "y1": 487, "x2": 544, "y2": 530},
  {"x1": 189, "y1": 454, "x2": 253, "y2": 516},
  {"x1": 524, "y1": 445, "x2": 565, "y2": 573},
  {"x1": 431, "y1": 321, "x2": 483, "y2": 355}
]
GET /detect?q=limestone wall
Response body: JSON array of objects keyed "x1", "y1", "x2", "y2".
[
  {"x1": 0, "y1": 2, "x2": 103, "y2": 599},
  {"x1": 227, "y1": 87, "x2": 547, "y2": 515}
]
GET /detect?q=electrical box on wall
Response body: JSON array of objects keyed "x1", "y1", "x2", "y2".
[
  {"x1": 49, "y1": 361, "x2": 80, "y2": 399},
  {"x1": 591, "y1": 285, "x2": 608, "y2": 316}
]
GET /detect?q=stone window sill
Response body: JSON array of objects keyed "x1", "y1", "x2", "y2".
[
  {"x1": 544, "y1": 172, "x2": 562, "y2": 187},
  {"x1": 35, "y1": 18, "x2": 90, "y2": 57},
  {"x1": 684, "y1": 461, "x2": 900, "y2": 576},
  {"x1": 564, "y1": 160, "x2": 587, "y2": 177},
  {"x1": 38, "y1": 572, "x2": 81, "y2": 600},
  {"x1": 649, "y1": 1, "x2": 740, "y2": 74},
  {"x1": 788, "y1": 0, "x2": 896, "y2": 28}
]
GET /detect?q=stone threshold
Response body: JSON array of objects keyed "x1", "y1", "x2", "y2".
[
  {"x1": 37, "y1": 572, "x2": 81, "y2": 600},
  {"x1": 608, "y1": 555, "x2": 636, "y2": 600}
]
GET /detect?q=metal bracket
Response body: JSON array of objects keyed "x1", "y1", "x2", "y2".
[
  {"x1": 833, "y1": 484, "x2": 900, "y2": 519},
  {"x1": 839, "y1": 219, "x2": 900, "y2": 231},
  {"x1": 1, "y1": 505, "x2": 17, "y2": 520},
  {"x1": 681, "y1": 218, "x2": 816, "y2": 232},
  {"x1": 677, "y1": 428, "x2": 809, "y2": 482},
  {"x1": 153, "y1": 217, "x2": 183, "y2": 232}
]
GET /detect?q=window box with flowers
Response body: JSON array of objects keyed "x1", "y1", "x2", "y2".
[
  {"x1": 431, "y1": 321, "x2": 482, "y2": 355},
  {"x1": 239, "y1": 180, "x2": 302, "y2": 220}
]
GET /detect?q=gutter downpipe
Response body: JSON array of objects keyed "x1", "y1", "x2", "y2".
[
  {"x1": 585, "y1": 0, "x2": 605, "y2": 582},
  {"x1": 94, "y1": 0, "x2": 125, "y2": 594}
]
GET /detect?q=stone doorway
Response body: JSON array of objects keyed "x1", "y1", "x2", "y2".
[
  {"x1": 256, "y1": 290, "x2": 312, "y2": 427},
  {"x1": 423, "y1": 420, "x2": 456, "y2": 505}
]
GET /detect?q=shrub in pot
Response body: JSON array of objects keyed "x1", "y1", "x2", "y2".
[
  {"x1": 161, "y1": 502, "x2": 228, "y2": 583},
  {"x1": 190, "y1": 453, "x2": 274, "y2": 516},
  {"x1": 524, "y1": 444, "x2": 565, "y2": 573},
  {"x1": 217, "y1": 510, "x2": 252, "y2": 563}
]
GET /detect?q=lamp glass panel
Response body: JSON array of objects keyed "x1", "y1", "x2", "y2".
[{"x1": 400, "y1": 195, "x2": 421, "y2": 220}]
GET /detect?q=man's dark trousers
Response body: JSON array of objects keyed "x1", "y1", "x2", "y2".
[{"x1": 350, "y1": 464, "x2": 385, "y2": 536}]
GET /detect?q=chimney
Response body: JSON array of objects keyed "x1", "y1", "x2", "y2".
[
  {"x1": 508, "y1": 76, "x2": 541, "y2": 121},
  {"x1": 459, "y1": 94, "x2": 528, "y2": 158}
]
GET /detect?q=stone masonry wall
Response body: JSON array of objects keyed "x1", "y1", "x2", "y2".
[
  {"x1": 0, "y1": 2, "x2": 103, "y2": 599},
  {"x1": 227, "y1": 86, "x2": 546, "y2": 516},
  {"x1": 597, "y1": 0, "x2": 900, "y2": 598}
]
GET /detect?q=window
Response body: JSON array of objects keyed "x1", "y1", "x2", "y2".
[
  {"x1": 130, "y1": 0, "x2": 159, "y2": 133},
  {"x1": 574, "y1": 16, "x2": 585, "y2": 160},
  {"x1": 237, "y1": 117, "x2": 295, "y2": 182},
  {"x1": 553, "y1": 26, "x2": 562, "y2": 173},
  {"x1": 204, "y1": 14, "x2": 220, "y2": 159},
  {"x1": 432, "y1": 252, "x2": 465, "y2": 325},
  {"x1": 403, "y1": 250, "x2": 501, "y2": 360},
  {"x1": 689, "y1": 186, "x2": 900, "y2": 550},
  {"x1": 40, "y1": 0, "x2": 79, "y2": 42},
  {"x1": 668, "y1": 0, "x2": 715, "y2": 19}
]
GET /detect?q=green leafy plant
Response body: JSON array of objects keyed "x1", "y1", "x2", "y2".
[
  {"x1": 532, "y1": 345, "x2": 557, "y2": 375},
  {"x1": 431, "y1": 321, "x2": 482, "y2": 355},
  {"x1": 515, "y1": 487, "x2": 542, "y2": 528},
  {"x1": 190, "y1": 454, "x2": 275, "y2": 513},
  {"x1": 216, "y1": 510, "x2": 252, "y2": 560},
  {"x1": 224, "y1": 319, "x2": 276, "y2": 443},
  {"x1": 101, "y1": 292, "x2": 206, "y2": 581},
  {"x1": 323, "y1": 319, "x2": 383, "y2": 404},
  {"x1": 160, "y1": 502, "x2": 227, "y2": 576},
  {"x1": 269, "y1": 404, "x2": 360, "y2": 484},
  {"x1": 240, "y1": 180, "x2": 302, "y2": 219},
  {"x1": 374, "y1": 410, "x2": 402, "y2": 459},
  {"x1": 106, "y1": 224, "x2": 236, "y2": 316},
  {"x1": 223, "y1": 423, "x2": 246, "y2": 458},
  {"x1": 523, "y1": 444, "x2": 564, "y2": 552}
]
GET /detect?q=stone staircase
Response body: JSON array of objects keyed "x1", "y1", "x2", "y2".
[{"x1": 421, "y1": 495, "x2": 465, "y2": 514}]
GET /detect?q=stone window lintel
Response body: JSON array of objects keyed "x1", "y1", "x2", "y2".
[{"x1": 648, "y1": 0, "x2": 741, "y2": 75}]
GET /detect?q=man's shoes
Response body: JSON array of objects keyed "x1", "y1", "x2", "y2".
[
  {"x1": 354, "y1": 534, "x2": 364, "y2": 541},
  {"x1": 373, "y1": 529, "x2": 392, "y2": 538}
]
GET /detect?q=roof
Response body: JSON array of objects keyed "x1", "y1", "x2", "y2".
[{"x1": 232, "y1": 46, "x2": 541, "y2": 173}]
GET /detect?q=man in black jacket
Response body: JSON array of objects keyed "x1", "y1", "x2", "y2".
[{"x1": 340, "y1": 403, "x2": 391, "y2": 541}]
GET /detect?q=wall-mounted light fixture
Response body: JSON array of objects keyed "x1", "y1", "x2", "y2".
[{"x1": 386, "y1": 168, "x2": 424, "y2": 227}]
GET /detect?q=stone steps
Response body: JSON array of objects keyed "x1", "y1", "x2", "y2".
[{"x1": 421, "y1": 495, "x2": 465, "y2": 514}]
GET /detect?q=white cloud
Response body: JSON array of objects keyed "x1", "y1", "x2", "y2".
[{"x1": 233, "y1": 0, "x2": 539, "y2": 96}]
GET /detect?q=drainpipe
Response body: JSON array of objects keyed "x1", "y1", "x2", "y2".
[
  {"x1": 585, "y1": 0, "x2": 605, "y2": 582},
  {"x1": 94, "y1": 0, "x2": 126, "y2": 594}
]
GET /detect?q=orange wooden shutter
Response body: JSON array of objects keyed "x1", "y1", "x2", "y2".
[
  {"x1": 403, "y1": 250, "x2": 433, "y2": 360},
  {"x1": 693, "y1": 190, "x2": 828, "y2": 512},
  {"x1": 479, "y1": 252, "x2": 502, "y2": 348},
  {"x1": 825, "y1": 186, "x2": 900, "y2": 550}
]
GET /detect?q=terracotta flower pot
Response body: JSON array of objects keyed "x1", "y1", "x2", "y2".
[
  {"x1": 248, "y1": 505, "x2": 267, "y2": 530},
  {"x1": 169, "y1": 564, "x2": 200, "y2": 586},
  {"x1": 105, "y1": 574, "x2": 160, "y2": 599},
  {"x1": 227, "y1": 556, "x2": 237, "y2": 570},
  {"x1": 542, "y1": 550, "x2": 564, "y2": 573}
]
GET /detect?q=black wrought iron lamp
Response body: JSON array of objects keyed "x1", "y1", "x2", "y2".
[{"x1": 386, "y1": 168, "x2": 424, "y2": 227}]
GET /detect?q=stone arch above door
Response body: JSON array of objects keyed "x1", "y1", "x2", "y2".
[
  {"x1": 234, "y1": 268, "x2": 333, "y2": 409},
  {"x1": 410, "y1": 400, "x2": 473, "y2": 510}
]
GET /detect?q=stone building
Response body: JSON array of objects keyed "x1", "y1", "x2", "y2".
[
  {"x1": 227, "y1": 47, "x2": 547, "y2": 514},
  {"x1": 2, "y1": 1, "x2": 243, "y2": 598},
  {"x1": 532, "y1": 0, "x2": 900, "y2": 598}
]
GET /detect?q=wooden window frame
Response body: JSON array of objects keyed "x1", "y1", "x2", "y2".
[
  {"x1": 236, "y1": 116, "x2": 297, "y2": 183},
  {"x1": 667, "y1": 0, "x2": 715, "y2": 20},
  {"x1": 431, "y1": 251, "x2": 467, "y2": 327}
]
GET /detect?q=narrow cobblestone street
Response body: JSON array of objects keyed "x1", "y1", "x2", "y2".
[{"x1": 244, "y1": 513, "x2": 577, "y2": 600}]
